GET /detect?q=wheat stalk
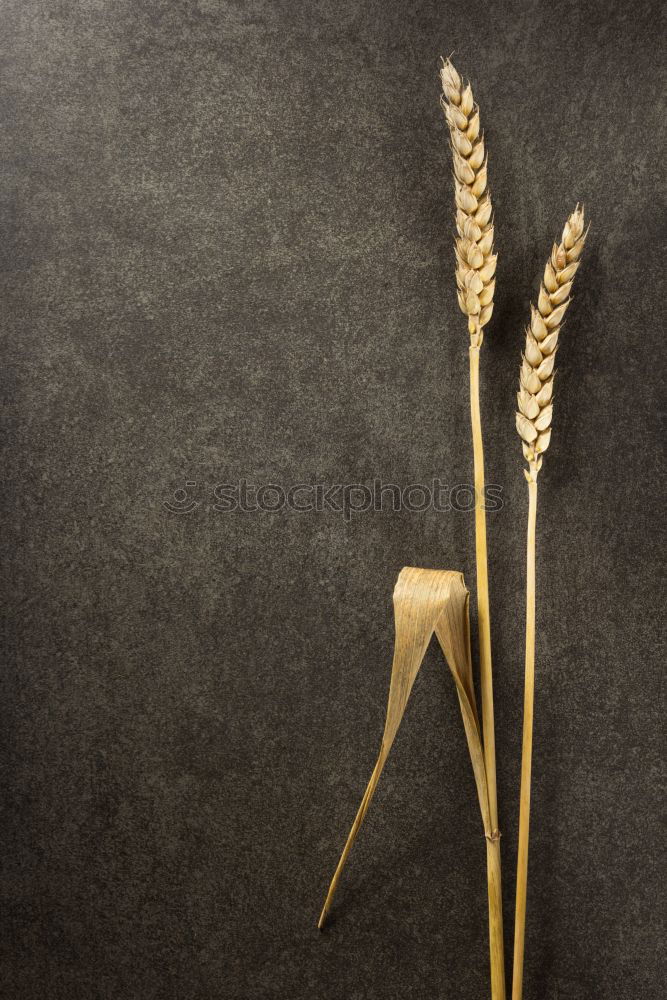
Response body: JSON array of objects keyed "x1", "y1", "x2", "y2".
[
  {"x1": 512, "y1": 207, "x2": 587, "y2": 1000},
  {"x1": 440, "y1": 57, "x2": 504, "y2": 1000}
]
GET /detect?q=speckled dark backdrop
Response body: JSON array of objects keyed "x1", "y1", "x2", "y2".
[{"x1": 1, "y1": 1, "x2": 664, "y2": 998}]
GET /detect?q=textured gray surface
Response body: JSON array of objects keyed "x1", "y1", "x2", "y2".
[{"x1": 1, "y1": 1, "x2": 665, "y2": 997}]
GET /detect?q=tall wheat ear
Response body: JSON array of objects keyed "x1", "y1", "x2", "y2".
[
  {"x1": 440, "y1": 57, "x2": 497, "y2": 347},
  {"x1": 512, "y1": 206, "x2": 588, "y2": 1000},
  {"x1": 440, "y1": 56, "x2": 504, "y2": 1000}
]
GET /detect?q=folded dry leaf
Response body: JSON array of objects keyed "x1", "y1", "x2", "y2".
[{"x1": 317, "y1": 567, "x2": 492, "y2": 930}]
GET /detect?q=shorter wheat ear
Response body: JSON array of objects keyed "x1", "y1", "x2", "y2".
[{"x1": 512, "y1": 206, "x2": 588, "y2": 1000}]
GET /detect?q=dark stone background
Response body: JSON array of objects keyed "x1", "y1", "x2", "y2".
[{"x1": 1, "y1": 1, "x2": 664, "y2": 997}]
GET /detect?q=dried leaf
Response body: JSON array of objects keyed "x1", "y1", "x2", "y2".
[{"x1": 318, "y1": 568, "x2": 491, "y2": 929}]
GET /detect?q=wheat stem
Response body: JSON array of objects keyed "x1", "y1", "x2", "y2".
[
  {"x1": 441, "y1": 57, "x2": 505, "y2": 1000},
  {"x1": 512, "y1": 477, "x2": 537, "y2": 1000},
  {"x1": 486, "y1": 834, "x2": 505, "y2": 994},
  {"x1": 470, "y1": 341, "x2": 505, "y2": 1000},
  {"x1": 512, "y1": 207, "x2": 588, "y2": 998},
  {"x1": 469, "y1": 344, "x2": 498, "y2": 826}
]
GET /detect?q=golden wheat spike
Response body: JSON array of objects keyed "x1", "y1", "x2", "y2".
[
  {"x1": 516, "y1": 206, "x2": 587, "y2": 478},
  {"x1": 512, "y1": 208, "x2": 588, "y2": 1000},
  {"x1": 441, "y1": 57, "x2": 505, "y2": 1000},
  {"x1": 440, "y1": 58, "x2": 497, "y2": 347}
]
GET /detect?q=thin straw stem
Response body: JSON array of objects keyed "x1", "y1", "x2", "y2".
[
  {"x1": 469, "y1": 343, "x2": 505, "y2": 1000},
  {"x1": 469, "y1": 344, "x2": 499, "y2": 826},
  {"x1": 512, "y1": 476, "x2": 538, "y2": 1000},
  {"x1": 486, "y1": 836, "x2": 505, "y2": 997}
]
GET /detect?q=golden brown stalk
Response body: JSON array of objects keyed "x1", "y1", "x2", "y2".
[
  {"x1": 440, "y1": 57, "x2": 504, "y2": 1000},
  {"x1": 512, "y1": 207, "x2": 587, "y2": 1000}
]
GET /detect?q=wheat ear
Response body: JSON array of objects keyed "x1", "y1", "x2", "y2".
[
  {"x1": 440, "y1": 58, "x2": 497, "y2": 347},
  {"x1": 512, "y1": 207, "x2": 587, "y2": 1000},
  {"x1": 515, "y1": 205, "x2": 587, "y2": 479},
  {"x1": 440, "y1": 57, "x2": 505, "y2": 1000}
]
